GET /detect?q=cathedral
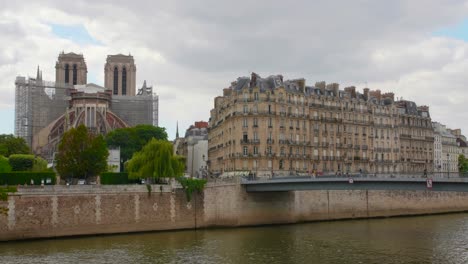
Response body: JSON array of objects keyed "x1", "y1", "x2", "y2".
[{"x1": 14, "y1": 52, "x2": 159, "y2": 161}]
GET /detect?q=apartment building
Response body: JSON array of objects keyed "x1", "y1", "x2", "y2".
[{"x1": 208, "y1": 73, "x2": 433, "y2": 177}]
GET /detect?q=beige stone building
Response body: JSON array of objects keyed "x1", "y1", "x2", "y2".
[
  {"x1": 208, "y1": 73, "x2": 433, "y2": 177},
  {"x1": 396, "y1": 102, "x2": 434, "y2": 174}
]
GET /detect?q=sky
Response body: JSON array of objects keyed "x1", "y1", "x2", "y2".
[{"x1": 1, "y1": 1, "x2": 468, "y2": 140}]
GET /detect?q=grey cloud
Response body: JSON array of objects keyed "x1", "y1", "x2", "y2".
[{"x1": 2, "y1": 0, "x2": 468, "y2": 137}]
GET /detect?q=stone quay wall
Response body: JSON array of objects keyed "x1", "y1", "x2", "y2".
[{"x1": 2, "y1": 183, "x2": 468, "y2": 241}]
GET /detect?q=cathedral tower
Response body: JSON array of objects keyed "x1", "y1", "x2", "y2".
[
  {"x1": 104, "y1": 54, "x2": 136, "y2": 96},
  {"x1": 55, "y1": 52, "x2": 87, "y2": 85}
]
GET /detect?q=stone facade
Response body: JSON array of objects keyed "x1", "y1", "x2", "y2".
[
  {"x1": 174, "y1": 121, "x2": 209, "y2": 178},
  {"x1": 55, "y1": 52, "x2": 87, "y2": 85},
  {"x1": 32, "y1": 84, "x2": 128, "y2": 159},
  {"x1": 396, "y1": 102, "x2": 434, "y2": 173},
  {"x1": 433, "y1": 122, "x2": 462, "y2": 174},
  {"x1": 104, "y1": 54, "x2": 137, "y2": 96},
  {"x1": 208, "y1": 73, "x2": 433, "y2": 177}
]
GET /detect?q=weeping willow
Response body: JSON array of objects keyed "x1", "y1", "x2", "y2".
[{"x1": 127, "y1": 139, "x2": 185, "y2": 180}]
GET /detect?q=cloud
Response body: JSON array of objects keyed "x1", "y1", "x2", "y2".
[{"x1": 1, "y1": 0, "x2": 468, "y2": 139}]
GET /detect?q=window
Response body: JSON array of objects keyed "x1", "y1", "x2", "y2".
[
  {"x1": 268, "y1": 118, "x2": 273, "y2": 127},
  {"x1": 243, "y1": 118, "x2": 248, "y2": 127},
  {"x1": 122, "y1": 67, "x2": 127, "y2": 95},
  {"x1": 243, "y1": 105, "x2": 248, "y2": 113},
  {"x1": 267, "y1": 146, "x2": 272, "y2": 154},
  {"x1": 254, "y1": 92, "x2": 259, "y2": 101},
  {"x1": 253, "y1": 118, "x2": 258, "y2": 127},
  {"x1": 72, "y1": 64, "x2": 77, "y2": 85},
  {"x1": 65, "y1": 64, "x2": 70, "y2": 84},
  {"x1": 253, "y1": 146, "x2": 258, "y2": 155},
  {"x1": 243, "y1": 146, "x2": 248, "y2": 156},
  {"x1": 243, "y1": 132, "x2": 248, "y2": 141},
  {"x1": 113, "y1": 67, "x2": 118, "y2": 95}
]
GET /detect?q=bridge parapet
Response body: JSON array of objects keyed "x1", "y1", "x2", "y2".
[{"x1": 241, "y1": 175, "x2": 468, "y2": 192}]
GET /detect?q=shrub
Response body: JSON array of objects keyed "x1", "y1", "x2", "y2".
[
  {"x1": 0, "y1": 155, "x2": 11, "y2": 173},
  {"x1": 0, "y1": 172, "x2": 56, "y2": 185},
  {"x1": 9, "y1": 154, "x2": 35, "y2": 171},
  {"x1": 0, "y1": 186, "x2": 17, "y2": 201},
  {"x1": 100, "y1": 172, "x2": 129, "y2": 185},
  {"x1": 176, "y1": 177, "x2": 207, "y2": 202}
]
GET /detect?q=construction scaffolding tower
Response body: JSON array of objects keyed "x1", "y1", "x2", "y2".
[{"x1": 14, "y1": 76, "x2": 70, "y2": 147}]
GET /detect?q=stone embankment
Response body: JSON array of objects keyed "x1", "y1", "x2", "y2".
[{"x1": 2, "y1": 181, "x2": 468, "y2": 241}]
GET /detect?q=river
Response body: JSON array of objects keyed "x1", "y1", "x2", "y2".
[{"x1": 1, "y1": 213, "x2": 468, "y2": 264}]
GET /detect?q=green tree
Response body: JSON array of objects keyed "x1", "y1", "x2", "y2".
[
  {"x1": 106, "y1": 125, "x2": 168, "y2": 164},
  {"x1": 32, "y1": 157, "x2": 49, "y2": 172},
  {"x1": 0, "y1": 155, "x2": 11, "y2": 173},
  {"x1": 127, "y1": 139, "x2": 184, "y2": 181},
  {"x1": 459, "y1": 154, "x2": 468, "y2": 173},
  {"x1": 56, "y1": 125, "x2": 109, "y2": 179},
  {"x1": 0, "y1": 134, "x2": 30, "y2": 157}
]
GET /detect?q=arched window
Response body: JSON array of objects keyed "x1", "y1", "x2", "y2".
[
  {"x1": 72, "y1": 64, "x2": 78, "y2": 85},
  {"x1": 64, "y1": 64, "x2": 70, "y2": 84},
  {"x1": 122, "y1": 67, "x2": 127, "y2": 95},
  {"x1": 113, "y1": 67, "x2": 118, "y2": 95}
]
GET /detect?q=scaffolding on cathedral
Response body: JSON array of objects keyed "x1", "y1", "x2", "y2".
[{"x1": 14, "y1": 76, "x2": 71, "y2": 147}]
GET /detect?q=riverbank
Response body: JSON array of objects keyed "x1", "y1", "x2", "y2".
[{"x1": 2, "y1": 182, "x2": 468, "y2": 241}]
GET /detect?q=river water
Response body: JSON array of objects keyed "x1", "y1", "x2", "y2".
[{"x1": 2, "y1": 214, "x2": 468, "y2": 264}]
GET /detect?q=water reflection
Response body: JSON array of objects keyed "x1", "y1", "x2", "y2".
[{"x1": 2, "y1": 214, "x2": 468, "y2": 264}]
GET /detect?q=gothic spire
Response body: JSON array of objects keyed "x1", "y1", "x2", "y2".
[{"x1": 176, "y1": 121, "x2": 179, "y2": 138}]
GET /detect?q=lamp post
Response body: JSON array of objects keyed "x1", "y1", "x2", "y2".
[
  {"x1": 202, "y1": 154, "x2": 206, "y2": 179},
  {"x1": 191, "y1": 144, "x2": 195, "y2": 178},
  {"x1": 447, "y1": 153, "x2": 450, "y2": 178}
]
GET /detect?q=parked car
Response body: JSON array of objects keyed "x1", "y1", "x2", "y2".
[{"x1": 77, "y1": 179, "x2": 86, "y2": 185}]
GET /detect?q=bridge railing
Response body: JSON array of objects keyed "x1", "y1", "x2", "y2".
[{"x1": 241, "y1": 172, "x2": 468, "y2": 182}]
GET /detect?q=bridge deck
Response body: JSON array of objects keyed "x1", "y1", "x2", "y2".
[{"x1": 241, "y1": 176, "x2": 468, "y2": 192}]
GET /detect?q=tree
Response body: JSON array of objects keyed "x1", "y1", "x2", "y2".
[
  {"x1": 0, "y1": 134, "x2": 30, "y2": 157},
  {"x1": 106, "y1": 125, "x2": 168, "y2": 164},
  {"x1": 56, "y1": 125, "x2": 109, "y2": 179},
  {"x1": 32, "y1": 157, "x2": 48, "y2": 172},
  {"x1": 459, "y1": 154, "x2": 468, "y2": 173},
  {"x1": 127, "y1": 139, "x2": 185, "y2": 181}
]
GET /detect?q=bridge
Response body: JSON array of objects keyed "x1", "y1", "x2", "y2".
[{"x1": 241, "y1": 175, "x2": 468, "y2": 192}]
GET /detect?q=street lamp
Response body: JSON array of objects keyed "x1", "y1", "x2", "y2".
[
  {"x1": 447, "y1": 153, "x2": 450, "y2": 178},
  {"x1": 202, "y1": 154, "x2": 206, "y2": 179}
]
